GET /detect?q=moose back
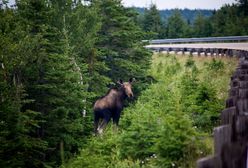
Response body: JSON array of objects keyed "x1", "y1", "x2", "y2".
[{"x1": 93, "y1": 78, "x2": 134, "y2": 134}]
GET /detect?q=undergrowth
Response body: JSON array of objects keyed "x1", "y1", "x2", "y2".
[{"x1": 64, "y1": 54, "x2": 237, "y2": 168}]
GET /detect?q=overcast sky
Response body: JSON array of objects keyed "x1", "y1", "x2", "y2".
[
  {"x1": 6, "y1": 0, "x2": 237, "y2": 10},
  {"x1": 122, "y1": 0, "x2": 237, "y2": 9}
]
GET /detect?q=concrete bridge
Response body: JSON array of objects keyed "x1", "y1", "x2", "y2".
[
  {"x1": 146, "y1": 36, "x2": 248, "y2": 168},
  {"x1": 145, "y1": 36, "x2": 248, "y2": 57},
  {"x1": 146, "y1": 42, "x2": 248, "y2": 57}
]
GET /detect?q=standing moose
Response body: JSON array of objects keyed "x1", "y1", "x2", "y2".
[{"x1": 93, "y1": 78, "x2": 135, "y2": 134}]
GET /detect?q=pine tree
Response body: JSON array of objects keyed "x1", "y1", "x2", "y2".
[
  {"x1": 236, "y1": 0, "x2": 248, "y2": 15},
  {"x1": 1, "y1": 0, "x2": 152, "y2": 167},
  {"x1": 193, "y1": 13, "x2": 212, "y2": 37},
  {"x1": 166, "y1": 10, "x2": 187, "y2": 38},
  {"x1": 0, "y1": 4, "x2": 47, "y2": 167},
  {"x1": 68, "y1": 2, "x2": 111, "y2": 97},
  {"x1": 13, "y1": 0, "x2": 87, "y2": 166},
  {"x1": 95, "y1": 0, "x2": 151, "y2": 93},
  {"x1": 142, "y1": 4, "x2": 165, "y2": 39},
  {"x1": 211, "y1": 4, "x2": 247, "y2": 36}
]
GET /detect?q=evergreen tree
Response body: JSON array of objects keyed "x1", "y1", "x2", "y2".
[
  {"x1": 68, "y1": 2, "x2": 110, "y2": 97},
  {"x1": 236, "y1": 0, "x2": 248, "y2": 15},
  {"x1": 142, "y1": 4, "x2": 165, "y2": 39},
  {"x1": 95, "y1": 0, "x2": 151, "y2": 93},
  {"x1": 211, "y1": 4, "x2": 248, "y2": 36},
  {"x1": 193, "y1": 13, "x2": 212, "y2": 37},
  {"x1": 8, "y1": 0, "x2": 87, "y2": 166},
  {"x1": 0, "y1": 4, "x2": 47, "y2": 167},
  {"x1": 63, "y1": 1, "x2": 110, "y2": 135},
  {"x1": 166, "y1": 10, "x2": 187, "y2": 38},
  {"x1": 1, "y1": 1, "x2": 152, "y2": 166}
]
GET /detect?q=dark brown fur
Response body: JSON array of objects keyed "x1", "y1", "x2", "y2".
[{"x1": 93, "y1": 79, "x2": 134, "y2": 134}]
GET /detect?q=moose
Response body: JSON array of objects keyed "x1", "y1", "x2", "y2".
[{"x1": 93, "y1": 78, "x2": 135, "y2": 134}]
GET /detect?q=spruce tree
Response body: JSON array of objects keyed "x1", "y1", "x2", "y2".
[
  {"x1": 167, "y1": 10, "x2": 187, "y2": 38},
  {"x1": 0, "y1": 4, "x2": 47, "y2": 167},
  {"x1": 193, "y1": 13, "x2": 212, "y2": 37},
  {"x1": 14, "y1": 0, "x2": 87, "y2": 166},
  {"x1": 68, "y1": 2, "x2": 111, "y2": 97},
  {"x1": 142, "y1": 4, "x2": 165, "y2": 39},
  {"x1": 95, "y1": 0, "x2": 151, "y2": 93},
  {"x1": 211, "y1": 4, "x2": 247, "y2": 36},
  {"x1": 236, "y1": 0, "x2": 248, "y2": 15}
]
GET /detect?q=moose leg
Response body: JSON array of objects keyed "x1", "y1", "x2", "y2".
[
  {"x1": 94, "y1": 114, "x2": 100, "y2": 134},
  {"x1": 97, "y1": 118, "x2": 110, "y2": 134},
  {"x1": 97, "y1": 110, "x2": 111, "y2": 134},
  {"x1": 113, "y1": 111, "x2": 121, "y2": 132}
]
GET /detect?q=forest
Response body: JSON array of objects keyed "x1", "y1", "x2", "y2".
[
  {"x1": 134, "y1": 1, "x2": 248, "y2": 39},
  {"x1": 0, "y1": 0, "x2": 247, "y2": 167},
  {"x1": 133, "y1": 8, "x2": 213, "y2": 23}
]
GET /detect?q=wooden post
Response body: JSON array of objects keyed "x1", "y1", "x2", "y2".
[
  {"x1": 221, "y1": 107, "x2": 236, "y2": 125},
  {"x1": 214, "y1": 125, "x2": 232, "y2": 155},
  {"x1": 197, "y1": 156, "x2": 221, "y2": 168},
  {"x1": 221, "y1": 49, "x2": 225, "y2": 57},
  {"x1": 210, "y1": 49, "x2": 214, "y2": 56}
]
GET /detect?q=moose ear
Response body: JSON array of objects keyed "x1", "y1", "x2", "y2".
[
  {"x1": 117, "y1": 79, "x2": 123, "y2": 85},
  {"x1": 129, "y1": 78, "x2": 135, "y2": 83}
]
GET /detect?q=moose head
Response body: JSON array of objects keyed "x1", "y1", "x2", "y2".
[{"x1": 117, "y1": 78, "x2": 135, "y2": 98}]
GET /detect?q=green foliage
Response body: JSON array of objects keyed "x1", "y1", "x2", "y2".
[
  {"x1": 65, "y1": 129, "x2": 118, "y2": 168},
  {"x1": 167, "y1": 10, "x2": 188, "y2": 38},
  {"x1": 193, "y1": 13, "x2": 213, "y2": 37},
  {"x1": 210, "y1": 3, "x2": 248, "y2": 36},
  {"x1": 133, "y1": 7, "x2": 213, "y2": 23},
  {"x1": 68, "y1": 3, "x2": 111, "y2": 98},
  {"x1": 236, "y1": 0, "x2": 248, "y2": 15},
  {"x1": 206, "y1": 58, "x2": 225, "y2": 72},
  {"x1": 1, "y1": 0, "x2": 240, "y2": 167},
  {"x1": 64, "y1": 55, "x2": 237, "y2": 168},
  {"x1": 180, "y1": 57, "x2": 234, "y2": 132},
  {"x1": 193, "y1": 83, "x2": 222, "y2": 130},
  {"x1": 142, "y1": 4, "x2": 165, "y2": 39},
  {"x1": 0, "y1": 5, "x2": 48, "y2": 167},
  {"x1": 135, "y1": 1, "x2": 248, "y2": 38},
  {"x1": 156, "y1": 113, "x2": 200, "y2": 167},
  {"x1": 95, "y1": 0, "x2": 152, "y2": 94},
  {"x1": 185, "y1": 55, "x2": 196, "y2": 68},
  {"x1": 0, "y1": 0, "x2": 152, "y2": 167}
]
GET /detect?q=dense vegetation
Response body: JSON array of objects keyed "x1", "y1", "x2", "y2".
[
  {"x1": 0, "y1": 0, "x2": 245, "y2": 167},
  {"x1": 65, "y1": 54, "x2": 237, "y2": 168},
  {"x1": 134, "y1": 7, "x2": 213, "y2": 24},
  {"x1": 0, "y1": 0, "x2": 150, "y2": 167},
  {"x1": 136, "y1": 1, "x2": 248, "y2": 39}
]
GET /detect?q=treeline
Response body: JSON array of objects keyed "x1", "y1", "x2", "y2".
[
  {"x1": 134, "y1": 7, "x2": 213, "y2": 23},
  {"x1": 135, "y1": 0, "x2": 248, "y2": 39},
  {"x1": 0, "y1": 0, "x2": 151, "y2": 167}
]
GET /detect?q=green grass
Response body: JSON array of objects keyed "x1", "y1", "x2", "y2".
[{"x1": 64, "y1": 54, "x2": 237, "y2": 168}]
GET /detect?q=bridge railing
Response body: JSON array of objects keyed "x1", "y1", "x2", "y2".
[
  {"x1": 144, "y1": 36, "x2": 248, "y2": 44},
  {"x1": 197, "y1": 57, "x2": 248, "y2": 168},
  {"x1": 146, "y1": 46, "x2": 248, "y2": 58},
  {"x1": 144, "y1": 38, "x2": 248, "y2": 167}
]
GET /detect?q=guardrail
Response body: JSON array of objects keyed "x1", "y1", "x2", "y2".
[
  {"x1": 146, "y1": 46, "x2": 248, "y2": 58},
  {"x1": 145, "y1": 36, "x2": 248, "y2": 44}
]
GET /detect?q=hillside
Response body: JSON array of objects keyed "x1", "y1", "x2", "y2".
[
  {"x1": 133, "y1": 7, "x2": 214, "y2": 23},
  {"x1": 133, "y1": 2, "x2": 248, "y2": 39}
]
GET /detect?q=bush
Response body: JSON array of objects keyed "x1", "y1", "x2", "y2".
[
  {"x1": 206, "y1": 58, "x2": 225, "y2": 71},
  {"x1": 64, "y1": 54, "x2": 236, "y2": 168}
]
